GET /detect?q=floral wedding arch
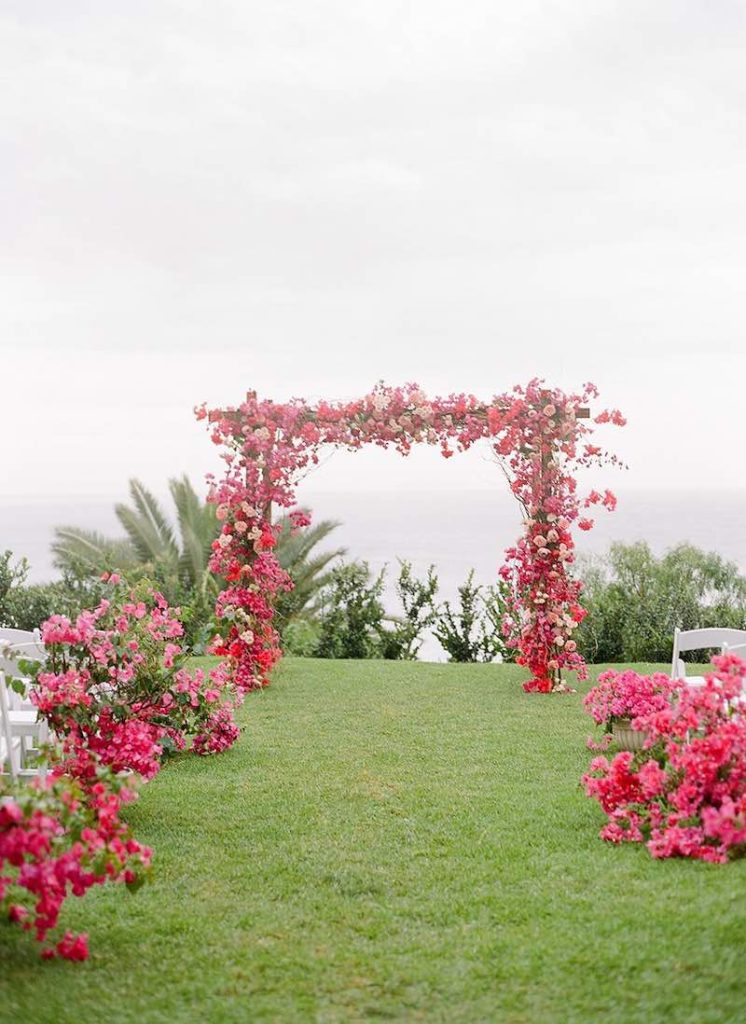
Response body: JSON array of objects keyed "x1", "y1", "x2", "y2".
[{"x1": 197, "y1": 379, "x2": 624, "y2": 694}]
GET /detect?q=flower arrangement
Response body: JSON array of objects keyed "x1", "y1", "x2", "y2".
[
  {"x1": 198, "y1": 379, "x2": 624, "y2": 694},
  {"x1": 2, "y1": 573, "x2": 242, "y2": 960},
  {"x1": 584, "y1": 669, "x2": 680, "y2": 731},
  {"x1": 582, "y1": 654, "x2": 746, "y2": 862},
  {"x1": 0, "y1": 759, "x2": 151, "y2": 960},
  {"x1": 27, "y1": 574, "x2": 241, "y2": 778}
]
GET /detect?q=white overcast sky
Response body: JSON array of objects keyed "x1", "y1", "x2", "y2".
[{"x1": 1, "y1": 0, "x2": 745, "y2": 502}]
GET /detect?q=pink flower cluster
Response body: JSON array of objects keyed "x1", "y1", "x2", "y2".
[
  {"x1": 584, "y1": 670, "x2": 680, "y2": 729},
  {"x1": 583, "y1": 654, "x2": 746, "y2": 862},
  {"x1": 199, "y1": 379, "x2": 624, "y2": 693},
  {"x1": 192, "y1": 704, "x2": 241, "y2": 755},
  {"x1": 31, "y1": 576, "x2": 241, "y2": 775},
  {"x1": 0, "y1": 766, "x2": 151, "y2": 960},
  {"x1": 2, "y1": 576, "x2": 243, "y2": 961}
]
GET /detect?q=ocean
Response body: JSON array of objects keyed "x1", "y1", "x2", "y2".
[{"x1": 2, "y1": 488, "x2": 744, "y2": 660}]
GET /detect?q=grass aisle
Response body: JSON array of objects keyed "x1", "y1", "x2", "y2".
[{"x1": 1, "y1": 658, "x2": 744, "y2": 1023}]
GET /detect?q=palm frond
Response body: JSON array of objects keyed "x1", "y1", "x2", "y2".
[
  {"x1": 275, "y1": 514, "x2": 344, "y2": 570},
  {"x1": 169, "y1": 475, "x2": 218, "y2": 591},
  {"x1": 273, "y1": 514, "x2": 346, "y2": 625},
  {"x1": 51, "y1": 526, "x2": 139, "y2": 575},
  {"x1": 115, "y1": 479, "x2": 178, "y2": 566}
]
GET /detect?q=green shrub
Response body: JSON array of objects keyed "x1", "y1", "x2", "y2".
[
  {"x1": 482, "y1": 579, "x2": 522, "y2": 663},
  {"x1": 314, "y1": 562, "x2": 386, "y2": 659},
  {"x1": 576, "y1": 542, "x2": 746, "y2": 663},
  {"x1": 0, "y1": 550, "x2": 106, "y2": 631},
  {"x1": 432, "y1": 570, "x2": 497, "y2": 663},
  {"x1": 378, "y1": 561, "x2": 439, "y2": 660},
  {"x1": 281, "y1": 618, "x2": 322, "y2": 657}
]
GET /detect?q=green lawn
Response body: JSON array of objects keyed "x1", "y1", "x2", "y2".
[{"x1": 1, "y1": 658, "x2": 744, "y2": 1024}]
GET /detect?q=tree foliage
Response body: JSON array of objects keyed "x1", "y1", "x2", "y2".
[
  {"x1": 52, "y1": 481, "x2": 342, "y2": 643},
  {"x1": 0, "y1": 550, "x2": 103, "y2": 632},
  {"x1": 314, "y1": 561, "x2": 386, "y2": 660},
  {"x1": 378, "y1": 561, "x2": 439, "y2": 660},
  {"x1": 432, "y1": 570, "x2": 497, "y2": 663},
  {"x1": 576, "y1": 542, "x2": 746, "y2": 663}
]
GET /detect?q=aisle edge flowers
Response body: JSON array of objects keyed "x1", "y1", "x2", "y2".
[
  {"x1": 583, "y1": 655, "x2": 746, "y2": 862},
  {"x1": 1, "y1": 574, "x2": 243, "y2": 960}
]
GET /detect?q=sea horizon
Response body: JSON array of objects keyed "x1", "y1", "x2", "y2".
[
  {"x1": 3, "y1": 486, "x2": 744, "y2": 583},
  {"x1": 3, "y1": 487, "x2": 744, "y2": 661}
]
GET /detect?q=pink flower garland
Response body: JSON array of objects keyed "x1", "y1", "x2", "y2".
[{"x1": 199, "y1": 379, "x2": 624, "y2": 693}]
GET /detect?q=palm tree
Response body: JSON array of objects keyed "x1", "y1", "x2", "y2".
[
  {"x1": 273, "y1": 513, "x2": 347, "y2": 628},
  {"x1": 53, "y1": 477, "x2": 218, "y2": 600},
  {"x1": 49, "y1": 528, "x2": 143, "y2": 578},
  {"x1": 53, "y1": 479, "x2": 345, "y2": 628}
]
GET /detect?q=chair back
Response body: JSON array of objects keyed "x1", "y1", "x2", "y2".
[
  {"x1": 0, "y1": 640, "x2": 46, "y2": 709},
  {"x1": 0, "y1": 668, "x2": 49, "y2": 780},
  {"x1": 723, "y1": 642, "x2": 746, "y2": 658},
  {"x1": 0, "y1": 640, "x2": 46, "y2": 675},
  {"x1": 0, "y1": 627, "x2": 40, "y2": 644},
  {"x1": 0, "y1": 670, "x2": 18, "y2": 779},
  {"x1": 671, "y1": 628, "x2": 746, "y2": 679}
]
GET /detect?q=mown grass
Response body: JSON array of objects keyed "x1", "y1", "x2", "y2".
[{"x1": 1, "y1": 658, "x2": 744, "y2": 1023}]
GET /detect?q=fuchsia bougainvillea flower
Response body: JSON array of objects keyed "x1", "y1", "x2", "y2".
[
  {"x1": 0, "y1": 761, "x2": 152, "y2": 960},
  {"x1": 584, "y1": 670, "x2": 680, "y2": 731},
  {"x1": 583, "y1": 655, "x2": 746, "y2": 862},
  {"x1": 29, "y1": 575, "x2": 241, "y2": 775},
  {"x1": 199, "y1": 379, "x2": 624, "y2": 693},
  {"x1": 2, "y1": 576, "x2": 242, "y2": 960}
]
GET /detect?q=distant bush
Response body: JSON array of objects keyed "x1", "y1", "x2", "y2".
[
  {"x1": 314, "y1": 561, "x2": 386, "y2": 659},
  {"x1": 432, "y1": 570, "x2": 505, "y2": 663},
  {"x1": 281, "y1": 618, "x2": 322, "y2": 657},
  {"x1": 312, "y1": 560, "x2": 526, "y2": 664},
  {"x1": 576, "y1": 542, "x2": 746, "y2": 664},
  {"x1": 0, "y1": 550, "x2": 104, "y2": 631},
  {"x1": 314, "y1": 560, "x2": 442, "y2": 661},
  {"x1": 378, "y1": 561, "x2": 439, "y2": 660}
]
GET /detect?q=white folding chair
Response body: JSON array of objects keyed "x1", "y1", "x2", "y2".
[
  {"x1": 0, "y1": 638, "x2": 46, "y2": 710},
  {"x1": 671, "y1": 628, "x2": 746, "y2": 688},
  {"x1": 0, "y1": 668, "x2": 48, "y2": 780},
  {"x1": 0, "y1": 627, "x2": 41, "y2": 645}
]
